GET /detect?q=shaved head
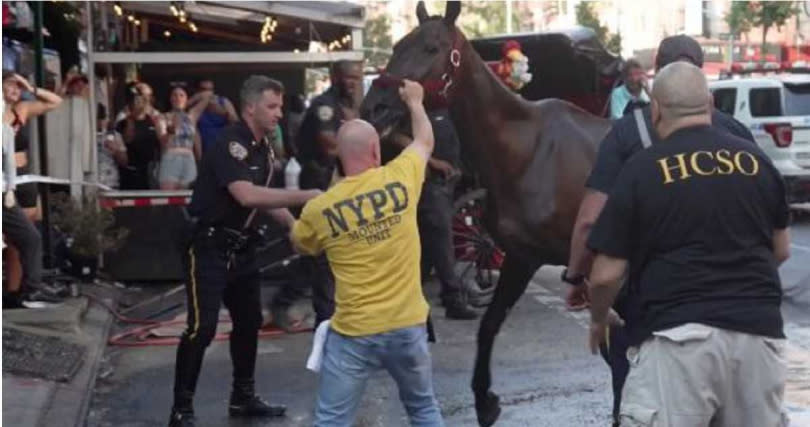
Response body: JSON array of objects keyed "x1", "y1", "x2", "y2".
[
  {"x1": 652, "y1": 62, "x2": 711, "y2": 120},
  {"x1": 337, "y1": 119, "x2": 382, "y2": 176},
  {"x1": 650, "y1": 61, "x2": 712, "y2": 139}
]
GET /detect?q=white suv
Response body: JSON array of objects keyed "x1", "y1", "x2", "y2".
[{"x1": 709, "y1": 74, "x2": 810, "y2": 203}]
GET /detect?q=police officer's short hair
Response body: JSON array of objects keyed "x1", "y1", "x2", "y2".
[
  {"x1": 622, "y1": 59, "x2": 643, "y2": 79},
  {"x1": 240, "y1": 75, "x2": 285, "y2": 109}
]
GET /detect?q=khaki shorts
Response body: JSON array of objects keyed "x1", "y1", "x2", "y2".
[{"x1": 620, "y1": 323, "x2": 789, "y2": 427}]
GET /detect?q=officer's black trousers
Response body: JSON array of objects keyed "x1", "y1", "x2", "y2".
[
  {"x1": 417, "y1": 179, "x2": 464, "y2": 302},
  {"x1": 172, "y1": 236, "x2": 263, "y2": 410},
  {"x1": 599, "y1": 324, "x2": 631, "y2": 426}
]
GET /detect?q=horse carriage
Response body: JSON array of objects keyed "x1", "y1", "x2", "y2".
[{"x1": 453, "y1": 28, "x2": 622, "y2": 296}]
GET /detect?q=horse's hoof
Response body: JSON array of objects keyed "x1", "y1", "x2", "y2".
[{"x1": 475, "y1": 391, "x2": 501, "y2": 427}]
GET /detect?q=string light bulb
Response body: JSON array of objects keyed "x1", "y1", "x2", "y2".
[
  {"x1": 170, "y1": 3, "x2": 179, "y2": 17},
  {"x1": 189, "y1": 22, "x2": 198, "y2": 32},
  {"x1": 164, "y1": 30, "x2": 171, "y2": 37},
  {"x1": 260, "y1": 16, "x2": 275, "y2": 43},
  {"x1": 127, "y1": 15, "x2": 135, "y2": 22},
  {"x1": 113, "y1": 3, "x2": 123, "y2": 17},
  {"x1": 134, "y1": 19, "x2": 141, "y2": 26}
]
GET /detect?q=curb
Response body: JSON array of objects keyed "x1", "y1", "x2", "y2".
[{"x1": 38, "y1": 297, "x2": 115, "y2": 427}]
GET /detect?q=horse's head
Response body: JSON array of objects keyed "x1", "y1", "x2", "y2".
[{"x1": 361, "y1": 1, "x2": 463, "y2": 136}]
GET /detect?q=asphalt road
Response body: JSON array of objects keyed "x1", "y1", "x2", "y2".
[{"x1": 87, "y1": 215, "x2": 810, "y2": 427}]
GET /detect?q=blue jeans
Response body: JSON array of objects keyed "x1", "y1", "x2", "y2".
[{"x1": 314, "y1": 325, "x2": 444, "y2": 427}]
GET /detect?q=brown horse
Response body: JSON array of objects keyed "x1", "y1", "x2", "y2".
[{"x1": 361, "y1": 2, "x2": 611, "y2": 426}]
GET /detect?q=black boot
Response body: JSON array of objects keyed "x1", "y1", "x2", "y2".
[
  {"x1": 444, "y1": 294, "x2": 478, "y2": 320},
  {"x1": 229, "y1": 379, "x2": 286, "y2": 417},
  {"x1": 168, "y1": 408, "x2": 195, "y2": 427}
]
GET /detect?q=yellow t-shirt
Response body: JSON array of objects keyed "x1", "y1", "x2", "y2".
[{"x1": 291, "y1": 148, "x2": 429, "y2": 336}]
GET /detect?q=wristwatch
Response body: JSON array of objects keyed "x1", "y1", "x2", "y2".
[{"x1": 561, "y1": 268, "x2": 586, "y2": 287}]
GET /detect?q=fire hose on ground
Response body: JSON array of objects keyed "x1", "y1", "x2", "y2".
[{"x1": 82, "y1": 251, "x2": 312, "y2": 347}]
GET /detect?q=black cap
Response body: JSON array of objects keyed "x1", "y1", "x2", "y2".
[{"x1": 655, "y1": 35, "x2": 704, "y2": 70}]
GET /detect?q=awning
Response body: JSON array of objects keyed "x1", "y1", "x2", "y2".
[{"x1": 93, "y1": 1, "x2": 364, "y2": 64}]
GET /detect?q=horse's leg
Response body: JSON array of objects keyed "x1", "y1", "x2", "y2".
[{"x1": 472, "y1": 254, "x2": 540, "y2": 427}]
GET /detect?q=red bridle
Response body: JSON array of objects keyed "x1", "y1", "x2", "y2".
[{"x1": 372, "y1": 29, "x2": 463, "y2": 109}]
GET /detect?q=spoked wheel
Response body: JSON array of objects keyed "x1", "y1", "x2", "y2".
[{"x1": 452, "y1": 189, "x2": 504, "y2": 307}]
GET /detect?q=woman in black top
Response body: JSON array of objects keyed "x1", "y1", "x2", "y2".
[{"x1": 115, "y1": 82, "x2": 163, "y2": 190}]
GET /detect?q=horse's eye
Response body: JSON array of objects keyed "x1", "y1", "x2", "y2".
[{"x1": 425, "y1": 45, "x2": 439, "y2": 54}]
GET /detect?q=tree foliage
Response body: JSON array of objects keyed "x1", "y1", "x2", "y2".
[
  {"x1": 725, "y1": 1, "x2": 798, "y2": 51},
  {"x1": 725, "y1": 1, "x2": 755, "y2": 38},
  {"x1": 753, "y1": 1, "x2": 799, "y2": 47},
  {"x1": 575, "y1": 2, "x2": 621, "y2": 54},
  {"x1": 364, "y1": 12, "x2": 392, "y2": 70}
]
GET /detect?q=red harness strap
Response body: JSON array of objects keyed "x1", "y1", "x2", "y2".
[{"x1": 371, "y1": 29, "x2": 463, "y2": 109}]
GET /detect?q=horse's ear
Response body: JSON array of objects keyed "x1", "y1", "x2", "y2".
[
  {"x1": 416, "y1": 1, "x2": 429, "y2": 25},
  {"x1": 444, "y1": 1, "x2": 461, "y2": 26}
]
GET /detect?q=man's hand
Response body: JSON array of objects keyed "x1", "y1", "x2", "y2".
[
  {"x1": 428, "y1": 158, "x2": 459, "y2": 179},
  {"x1": 588, "y1": 309, "x2": 624, "y2": 354},
  {"x1": 565, "y1": 285, "x2": 589, "y2": 311},
  {"x1": 398, "y1": 80, "x2": 424, "y2": 107}
]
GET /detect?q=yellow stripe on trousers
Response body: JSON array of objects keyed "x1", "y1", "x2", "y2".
[{"x1": 187, "y1": 247, "x2": 200, "y2": 340}]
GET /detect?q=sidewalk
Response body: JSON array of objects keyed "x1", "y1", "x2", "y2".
[{"x1": 2, "y1": 290, "x2": 115, "y2": 427}]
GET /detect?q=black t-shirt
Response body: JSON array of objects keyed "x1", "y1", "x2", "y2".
[
  {"x1": 115, "y1": 117, "x2": 160, "y2": 190},
  {"x1": 587, "y1": 125, "x2": 789, "y2": 345},
  {"x1": 586, "y1": 107, "x2": 755, "y2": 193},
  {"x1": 189, "y1": 121, "x2": 273, "y2": 229},
  {"x1": 428, "y1": 108, "x2": 461, "y2": 169},
  {"x1": 382, "y1": 109, "x2": 462, "y2": 180},
  {"x1": 586, "y1": 107, "x2": 756, "y2": 327}
]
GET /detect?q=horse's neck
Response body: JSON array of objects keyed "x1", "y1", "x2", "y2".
[{"x1": 449, "y1": 42, "x2": 532, "y2": 189}]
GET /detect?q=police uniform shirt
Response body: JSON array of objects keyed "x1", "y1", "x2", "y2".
[
  {"x1": 428, "y1": 109, "x2": 461, "y2": 172},
  {"x1": 586, "y1": 107, "x2": 755, "y2": 194},
  {"x1": 380, "y1": 109, "x2": 461, "y2": 173},
  {"x1": 189, "y1": 121, "x2": 271, "y2": 229},
  {"x1": 587, "y1": 125, "x2": 790, "y2": 346},
  {"x1": 297, "y1": 86, "x2": 342, "y2": 167}
]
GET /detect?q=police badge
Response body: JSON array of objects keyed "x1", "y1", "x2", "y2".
[
  {"x1": 228, "y1": 141, "x2": 248, "y2": 161},
  {"x1": 317, "y1": 105, "x2": 334, "y2": 122}
]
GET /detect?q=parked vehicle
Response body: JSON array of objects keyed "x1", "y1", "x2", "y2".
[{"x1": 709, "y1": 70, "x2": 810, "y2": 203}]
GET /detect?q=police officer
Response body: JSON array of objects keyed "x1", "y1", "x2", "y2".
[
  {"x1": 390, "y1": 108, "x2": 478, "y2": 319},
  {"x1": 169, "y1": 76, "x2": 320, "y2": 427},
  {"x1": 298, "y1": 60, "x2": 363, "y2": 191},
  {"x1": 563, "y1": 35, "x2": 756, "y2": 426}
]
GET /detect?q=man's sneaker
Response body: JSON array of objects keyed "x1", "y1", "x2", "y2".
[
  {"x1": 168, "y1": 409, "x2": 195, "y2": 427},
  {"x1": 19, "y1": 290, "x2": 64, "y2": 308},
  {"x1": 228, "y1": 395, "x2": 286, "y2": 417},
  {"x1": 445, "y1": 299, "x2": 478, "y2": 320}
]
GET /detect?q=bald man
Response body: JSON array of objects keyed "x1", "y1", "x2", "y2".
[
  {"x1": 563, "y1": 35, "x2": 756, "y2": 426},
  {"x1": 585, "y1": 62, "x2": 790, "y2": 426},
  {"x1": 290, "y1": 81, "x2": 444, "y2": 426}
]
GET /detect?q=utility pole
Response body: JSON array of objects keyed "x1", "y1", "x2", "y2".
[{"x1": 34, "y1": 1, "x2": 53, "y2": 270}]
